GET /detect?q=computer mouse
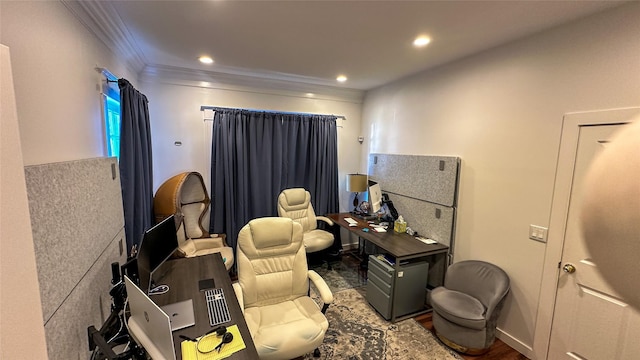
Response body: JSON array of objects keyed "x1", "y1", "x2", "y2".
[{"x1": 349, "y1": 223, "x2": 357, "y2": 227}]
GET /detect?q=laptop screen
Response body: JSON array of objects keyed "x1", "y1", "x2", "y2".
[{"x1": 124, "y1": 275, "x2": 176, "y2": 360}]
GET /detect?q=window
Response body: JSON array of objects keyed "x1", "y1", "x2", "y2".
[{"x1": 102, "y1": 75, "x2": 121, "y2": 158}]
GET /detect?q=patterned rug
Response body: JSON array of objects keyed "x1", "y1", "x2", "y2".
[
  {"x1": 306, "y1": 254, "x2": 463, "y2": 360},
  {"x1": 309, "y1": 254, "x2": 367, "y2": 293}
]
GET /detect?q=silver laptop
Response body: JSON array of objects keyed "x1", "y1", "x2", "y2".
[
  {"x1": 161, "y1": 299, "x2": 196, "y2": 331},
  {"x1": 124, "y1": 276, "x2": 195, "y2": 360}
]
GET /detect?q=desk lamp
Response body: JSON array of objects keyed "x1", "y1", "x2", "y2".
[{"x1": 346, "y1": 174, "x2": 368, "y2": 213}]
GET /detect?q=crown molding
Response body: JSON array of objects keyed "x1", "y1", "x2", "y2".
[
  {"x1": 61, "y1": 0, "x2": 363, "y2": 103},
  {"x1": 61, "y1": 0, "x2": 146, "y2": 73},
  {"x1": 140, "y1": 64, "x2": 365, "y2": 104}
]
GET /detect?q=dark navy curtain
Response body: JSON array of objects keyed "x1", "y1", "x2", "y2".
[
  {"x1": 118, "y1": 79, "x2": 154, "y2": 255},
  {"x1": 209, "y1": 109, "x2": 339, "y2": 250}
]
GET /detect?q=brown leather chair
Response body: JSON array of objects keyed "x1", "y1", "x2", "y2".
[{"x1": 153, "y1": 172, "x2": 234, "y2": 270}]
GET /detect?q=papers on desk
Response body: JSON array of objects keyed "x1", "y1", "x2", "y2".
[
  {"x1": 344, "y1": 217, "x2": 357, "y2": 225},
  {"x1": 416, "y1": 236, "x2": 438, "y2": 245},
  {"x1": 370, "y1": 224, "x2": 386, "y2": 232},
  {"x1": 181, "y1": 324, "x2": 246, "y2": 360}
]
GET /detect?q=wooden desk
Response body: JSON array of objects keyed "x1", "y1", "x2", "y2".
[
  {"x1": 152, "y1": 253, "x2": 259, "y2": 360},
  {"x1": 328, "y1": 213, "x2": 449, "y2": 322}
]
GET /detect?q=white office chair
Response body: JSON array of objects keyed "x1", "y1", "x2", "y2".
[
  {"x1": 232, "y1": 217, "x2": 333, "y2": 360},
  {"x1": 277, "y1": 188, "x2": 335, "y2": 268}
]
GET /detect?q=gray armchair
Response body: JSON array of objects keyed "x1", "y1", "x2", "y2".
[{"x1": 430, "y1": 260, "x2": 510, "y2": 355}]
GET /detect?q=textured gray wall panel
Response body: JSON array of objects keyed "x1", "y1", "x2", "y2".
[
  {"x1": 44, "y1": 232, "x2": 125, "y2": 360},
  {"x1": 25, "y1": 157, "x2": 124, "y2": 322},
  {"x1": 387, "y1": 193, "x2": 454, "y2": 247},
  {"x1": 368, "y1": 154, "x2": 459, "y2": 206},
  {"x1": 24, "y1": 157, "x2": 126, "y2": 359}
]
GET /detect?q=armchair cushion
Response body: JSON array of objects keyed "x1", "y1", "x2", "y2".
[
  {"x1": 431, "y1": 287, "x2": 486, "y2": 330},
  {"x1": 244, "y1": 297, "x2": 328, "y2": 360}
]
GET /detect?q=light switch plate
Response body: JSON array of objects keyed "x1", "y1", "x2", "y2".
[{"x1": 529, "y1": 225, "x2": 548, "y2": 243}]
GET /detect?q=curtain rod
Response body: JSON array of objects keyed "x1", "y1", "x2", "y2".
[{"x1": 200, "y1": 106, "x2": 346, "y2": 120}]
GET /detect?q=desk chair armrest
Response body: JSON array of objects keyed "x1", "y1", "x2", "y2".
[
  {"x1": 308, "y1": 270, "x2": 333, "y2": 313},
  {"x1": 316, "y1": 216, "x2": 334, "y2": 227},
  {"x1": 232, "y1": 282, "x2": 245, "y2": 314}
]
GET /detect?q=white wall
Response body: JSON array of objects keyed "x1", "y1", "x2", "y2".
[
  {"x1": 0, "y1": 2, "x2": 137, "y2": 358},
  {"x1": 1, "y1": 44, "x2": 48, "y2": 360},
  {"x1": 0, "y1": 1, "x2": 137, "y2": 166},
  {"x1": 140, "y1": 76, "x2": 364, "y2": 218},
  {"x1": 362, "y1": 3, "x2": 640, "y2": 356}
]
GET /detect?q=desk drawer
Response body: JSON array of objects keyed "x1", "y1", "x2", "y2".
[
  {"x1": 368, "y1": 255, "x2": 394, "y2": 285},
  {"x1": 367, "y1": 277, "x2": 392, "y2": 320},
  {"x1": 367, "y1": 270, "x2": 391, "y2": 295}
]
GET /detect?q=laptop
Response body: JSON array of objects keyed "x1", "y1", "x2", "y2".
[
  {"x1": 161, "y1": 299, "x2": 196, "y2": 331},
  {"x1": 124, "y1": 276, "x2": 196, "y2": 360}
]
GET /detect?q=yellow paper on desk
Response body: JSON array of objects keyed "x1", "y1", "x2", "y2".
[{"x1": 181, "y1": 325, "x2": 246, "y2": 360}]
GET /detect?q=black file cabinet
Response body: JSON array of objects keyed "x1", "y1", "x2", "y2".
[{"x1": 366, "y1": 255, "x2": 429, "y2": 320}]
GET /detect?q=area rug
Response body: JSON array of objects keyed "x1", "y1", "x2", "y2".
[
  {"x1": 304, "y1": 286, "x2": 463, "y2": 360},
  {"x1": 310, "y1": 255, "x2": 367, "y2": 293}
]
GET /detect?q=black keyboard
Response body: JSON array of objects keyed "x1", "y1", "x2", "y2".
[{"x1": 204, "y1": 288, "x2": 231, "y2": 326}]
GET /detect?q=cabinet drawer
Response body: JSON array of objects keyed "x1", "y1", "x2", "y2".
[
  {"x1": 367, "y1": 269, "x2": 391, "y2": 295},
  {"x1": 367, "y1": 278, "x2": 392, "y2": 320},
  {"x1": 368, "y1": 255, "x2": 394, "y2": 285}
]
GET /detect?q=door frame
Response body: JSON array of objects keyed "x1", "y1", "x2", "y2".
[{"x1": 533, "y1": 107, "x2": 640, "y2": 359}]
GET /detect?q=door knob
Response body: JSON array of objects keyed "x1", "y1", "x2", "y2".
[{"x1": 563, "y1": 263, "x2": 576, "y2": 274}]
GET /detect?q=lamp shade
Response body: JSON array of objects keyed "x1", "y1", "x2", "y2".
[{"x1": 346, "y1": 174, "x2": 368, "y2": 192}]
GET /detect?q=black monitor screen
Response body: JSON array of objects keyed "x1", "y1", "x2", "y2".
[{"x1": 136, "y1": 215, "x2": 178, "y2": 293}]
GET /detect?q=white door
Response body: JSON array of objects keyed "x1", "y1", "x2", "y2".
[{"x1": 548, "y1": 123, "x2": 640, "y2": 359}]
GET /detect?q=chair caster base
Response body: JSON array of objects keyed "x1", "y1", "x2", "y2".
[{"x1": 313, "y1": 348, "x2": 321, "y2": 357}]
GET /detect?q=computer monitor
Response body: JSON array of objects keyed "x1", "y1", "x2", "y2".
[
  {"x1": 369, "y1": 183, "x2": 383, "y2": 214},
  {"x1": 136, "y1": 215, "x2": 178, "y2": 294}
]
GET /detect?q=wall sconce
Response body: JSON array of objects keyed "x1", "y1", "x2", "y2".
[{"x1": 346, "y1": 173, "x2": 368, "y2": 212}]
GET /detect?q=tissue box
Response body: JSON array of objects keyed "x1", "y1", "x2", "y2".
[{"x1": 394, "y1": 220, "x2": 407, "y2": 233}]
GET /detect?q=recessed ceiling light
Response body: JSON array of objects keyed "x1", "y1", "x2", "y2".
[
  {"x1": 336, "y1": 75, "x2": 347, "y2": 83},
  {"x1": 413, "y1": 36, "x2": 431, "y2": 48},
  {"x1": 199, "y1": 56, "x2": 214, "y2": 64}
]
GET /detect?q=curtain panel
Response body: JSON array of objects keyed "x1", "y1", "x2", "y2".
[
  {"x1": 118, "y1": 78, "x2": 154, "y2": 254},
  {"x1": 209, "y1": 109, "x2": 339, "y2": 250}
]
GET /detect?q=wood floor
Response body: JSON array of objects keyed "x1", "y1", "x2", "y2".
[{"x1": 414, "y1": 312, "x2": 529, "y2": 360}]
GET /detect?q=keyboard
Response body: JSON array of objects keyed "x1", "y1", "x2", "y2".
[
  {"x1": 204, "y1": 288, "x2": 231, "y2": 326},
  {"x1": 345, "y1": 217, "x2": 357, "y2": 225}
]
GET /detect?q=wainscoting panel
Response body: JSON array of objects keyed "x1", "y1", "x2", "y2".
[{"x1": 25, "y1": 157, "x2": 126, "y2": 359}]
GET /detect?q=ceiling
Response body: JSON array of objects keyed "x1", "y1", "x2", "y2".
[{"x1": 70, "y1": 1, "x2": 625, "y2": 92}]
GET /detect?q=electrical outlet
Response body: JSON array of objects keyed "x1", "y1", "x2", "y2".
[{"x1": 529, "y1": 225, "x2": 548, "y2": 243}]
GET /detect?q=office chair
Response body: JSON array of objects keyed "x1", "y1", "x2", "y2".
[
  {"x1": 277, "y1": 188, "x2": 335, "y2": 269},
  {"x1": 430, "y1": 260, "x2": 510, "y2": 355},
  {"x1": 232, "y1": 217, "x2": 333, "y2": 360},
  {"x1": 153, "y1": 171, "x2": 234, "y2": 270}
]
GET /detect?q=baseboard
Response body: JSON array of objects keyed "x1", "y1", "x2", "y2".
[
  {"x1": 496, "y1": 327, "x2": 534, "y2": 359},
  {"x1": 342, "y1": 243, "x2": 358, "y2": 251}
]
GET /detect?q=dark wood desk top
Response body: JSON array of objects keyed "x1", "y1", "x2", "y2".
[
  {"x1": 152, "y1": 253, "x2": 259, "y2": 360},
  {"x1": 327, "y1": 213, "x2": 449, "y2": 260}
]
